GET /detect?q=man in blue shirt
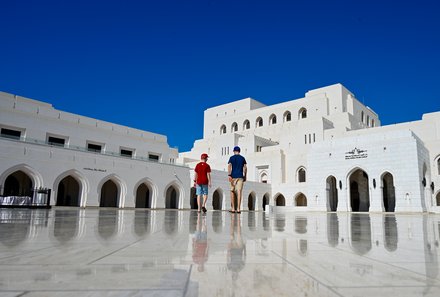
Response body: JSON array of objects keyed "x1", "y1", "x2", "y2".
[{"x1": 228, "y1": 146, "x2": 247, "y2": 213}]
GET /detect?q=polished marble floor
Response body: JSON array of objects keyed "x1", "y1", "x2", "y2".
[{"x1": 0, "y1": 208, "x2": 439, "y2": 296}]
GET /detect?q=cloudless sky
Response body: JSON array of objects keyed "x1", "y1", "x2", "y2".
[{"x1": 1, "y1": 0, "x2": 439, "y2": 151}]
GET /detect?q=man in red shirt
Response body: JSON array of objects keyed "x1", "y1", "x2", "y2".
[{"x1": 194, "y1": 153, "x2": 212, "y2": 213}]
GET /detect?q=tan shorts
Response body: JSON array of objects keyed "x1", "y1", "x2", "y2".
[{"x1": 230, "y1": 178, "x2": 244, "y2": 192}]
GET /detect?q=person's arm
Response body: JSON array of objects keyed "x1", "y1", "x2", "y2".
[
  {"x1": 194, "y1": 170, "x2": 198, "y2": 186},
  {"x1": 228, "y1": 163, "x2": 232, "y2": 182},
  {"x1": 243, "y1": 163, "x2": 247, "y2": 182},
  {"x1": 207, "y1": 172, "x2": 212, "y2": 187}
]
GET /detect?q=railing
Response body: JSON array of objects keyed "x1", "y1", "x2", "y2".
[
  {"x1": 0, "y1": 187, "x2": 51, "y2": 208},
  {"x1": 0, "y1": 135, "x2": 188, "y2": 168}
]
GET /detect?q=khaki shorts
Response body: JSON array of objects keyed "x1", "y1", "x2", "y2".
[{"x1": 230, "y1": 178, "x2": 244, "y2": 192}]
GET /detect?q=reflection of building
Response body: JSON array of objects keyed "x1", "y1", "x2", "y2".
[
  {"x1": 0, "y1": 91, "x2": 190, "y2": 208},
  {"x1": 180, "y1": 84, "x2": 440, "y2": 213}
]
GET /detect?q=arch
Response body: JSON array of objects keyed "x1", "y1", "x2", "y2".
[
  {"x1": 190, "y1": 187, "x2": 197, "y2": 209},
  {"x1": 53, "y1": 169, "x2": 88, "y2": 207},
  {"x1": 212, "y1": 188, "x2": 223, "y2": 210},
  {"x1": 269, "y1": 114, "x2": 277, "y2": 125},
  {"x1": 256, "y1": 117, "x2": 263, "y2": 128},
  {"x1": 295, "y1": 192, "x2": 307, "y2": 207},
  {"x1": 366, "y1": 115, "x2": 370, "y2": 127},
  {"x1": 299, "y1": 108, "x2": 307, "y2": 119},
  {"x1": 56, "y1": 176, "x2": 80, "y2": 207},
  {"x1": 133, "y1": 178, "x2": 157, "y2": 209},
  {"x1": 274, "y1": 193, "x2": 285, "y2": 206},
  {"x1": 371, "y1": 119, "x2": 375, "y2": 127},
  {"x1": 348, "y1": 168, "x2": 370, "y2": 212},
  {"x1": 297, "y1": 167, "x2": 306, "y2": 183},
  {"x1": 260, "y1": 171, "x2": 268, "y2": 183},
  {"x1": 231, "y1": 122, "x2": 238, "y2": 133},
  {"x1": 3, "y1": 170, "x2": 33, "y2": 197},
  {"x1": 243, "y1": 120, "x2": 250, "y2": 130},
  {"x1": 283, "y1": 111, "x2": 291, "y2": 122},
  {"x1": 135, "y1": 183, "x2": 152, "y2": 208},
  {"x1": 248, "y1": 192, "x2": 256, "y2": 211},
  {"x1": 436, "y1": 191, "x2": 440, "y2": 206},
  {"x1": 165, "y1": 184, "x2": 180, "y2": 209},
  {"x1": 436, "y1": 156, "x2": 440, "y2": 176},
  {"x1": 220, "y1": 124, "x2": 227, "y2": 135},
  {"x1": 0, "y1": 164, "x2": 43, "y2": 195},
  {"x1": 326, "y1": 175, "x2": 338, "y2": 211},
  {"x1": 97, "y1": 174, "x2": 126, "y2": 208},
  {"x1": 262, "y1": 193, "x2": 270, "y2": 211},
  {"x1": 381, "y1": 172, "x2": 396, "y2": 212}
]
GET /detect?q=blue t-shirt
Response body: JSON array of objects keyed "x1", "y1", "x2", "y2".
[{"x1": 228, "y1": 154, "x2": 247, "y2": 178}]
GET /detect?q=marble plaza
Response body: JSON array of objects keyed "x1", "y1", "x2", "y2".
[{"x1": 0, "y1": 208, "x2": 439, "y2": 296}]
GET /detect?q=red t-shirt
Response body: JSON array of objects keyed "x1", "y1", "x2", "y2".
[{"x1": 194, "y1": 162, "x2": 211, "y2": 185}]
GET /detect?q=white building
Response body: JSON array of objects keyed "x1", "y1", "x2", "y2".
[
  {"x1": 0, "y1": 91, "x2": 191, "y2": 209},
  {"x1": 180, "y1": 83, "x2": 440, "y2": 213}
]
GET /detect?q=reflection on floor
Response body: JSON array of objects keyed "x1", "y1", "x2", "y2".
[{"x1": 0, "y1": 208, "x2": 440, "y2": 296}]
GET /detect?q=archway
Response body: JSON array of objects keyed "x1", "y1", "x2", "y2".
[
  {"x1": 349, "y1": 169, "x2": 370, "y2": 212},
  {"x1": 295, "y1": 193, "x2": 307, "y2": 207},
  {"x1": 212, "y1": 189, "x2": 222, "y2": 210},
  {"x1": 275, "y1": 194, "x2": 285, "y2": 206},
  {"x1": 437, "y1": 192, "x2": 440, "y2": 206},
  {"x1": 165, "y1": 185, "x2": 179, "y2": 209},
  {"x1": 382, "y1": 172, "x2": 396, "y2": 212},
  {"x1": 3, "y1": 170, "x2": 33, "y2": 197},
  {"x1": 135, "y1": 183, "x2": 151, "y2": 208},
  {"x1": 56, "y1": 176, "x2": 80, "y2": 206},
  {"x1": 326, "y1": 176, "x2": 338, "y2": 211},
  {"x1": 190, "y1": 187, "x2": 197, "y2": 209},
  {"x1": 248, "y1": 192, "x2": 256, "y2": 211},
  {"x1": 262, "y1": 193, "x2": 269, "y2": 211},
  {"x1": 100, "y1": 180, "x2": 118, "y2": 207}
]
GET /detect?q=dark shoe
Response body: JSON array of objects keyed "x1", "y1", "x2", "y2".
[
  {"x1": 202, "y1": 207, "x2": 207, "y2": 213},
  {"x1": 229, "y1": 210, "x2": 235, "y2": 213},
  {"x1": 236, "y1": 210, "x2": 241, "y2": 214}
]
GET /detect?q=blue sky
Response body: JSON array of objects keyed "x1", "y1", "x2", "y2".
[{"x1": 1, "y1": 0, "x2": 439, "y2": 151}]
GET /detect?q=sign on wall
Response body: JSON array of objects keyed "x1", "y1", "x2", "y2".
[{"x1": 345, "y1": 148, "x2": 368, "y2": 160}]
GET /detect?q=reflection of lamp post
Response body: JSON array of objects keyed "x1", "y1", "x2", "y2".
[{"x1": 430, "y1": 182, "x2": 435, "y2": 192}]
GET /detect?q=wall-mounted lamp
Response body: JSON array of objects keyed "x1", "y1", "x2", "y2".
[
  {"x1": 339, "y1": 180, "x2": 342, "y2": 190},
  {"x1": 431, "y1": 182, "x2": 435, "y2": 192},
  {"x1": 422, "y1": 178, "x2": 426, "y2": 187},
  {"x1": 373, "y1": 179, "x2": 376, "y2": 189}
]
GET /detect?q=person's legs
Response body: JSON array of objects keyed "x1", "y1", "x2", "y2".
[
  {"x1": 230, "y1": 180, "x2": 236, "y2": 212},
  {"x1": 236, "y1": 189, "x2": 242, "y2": 212},
  {"x1": 196, "y1": 185, "x2": 202, "y2": 212}
]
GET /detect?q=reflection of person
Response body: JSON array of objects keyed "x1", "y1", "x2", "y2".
[
  {"x1": 227, "y1": 213, "x2": 246, "y2": 281},
  {"x1": 228, "y1": 146, "x2": 247, "y2": 213},
  {"x1": 194, "y1": 153, "x2": 211, "y2": 213},
  {"x1": 192, "y1": 212, "x2": 209, "y2": 272}
]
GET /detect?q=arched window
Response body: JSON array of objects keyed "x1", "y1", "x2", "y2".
[
  {"x1": 269, "y1": 114, "x2": 277, "y2": 125},
  {"x1": 260, "y1": 172, "x2": 268, "y2": 183},
  {"x1": 231, "y1": 122, "x2": 238, "y2": 133},
  {"x1": 297, "y1": 167, "x2": 306, "y2": 183},
  {"x1": 283, "y1": 111, "x2": 291, "y2": 122},
  {"x1": 366, "y1": 115, "x2": 370, "y2": 127},
  {"x1": 436, "y1": 192, "x2": 440, "y2": 206},
  {"x1": 437, "y1": 157, "x2": 440, "y2": 175},
  {"x1": 220, "y1": 125, "x2": 226, "y2": 135},
  {"x1": 256, "y1": 117, "x2": 263, "y2": 128},
  {"x1": 295, "y1": 193, "x2": 307, "y2": 207},
  {"x1": 361, "y1": 111, "x2": 364, "y2": 123},
  {"x1": 371, "y1": 119, "x2": 375, "y2": 127},
  {"x1": 243, "y1": 120, "x2": 250, "y2": 130},
  {"x1": 299, "y1": 108, "x2": 307, "y2": 119}
]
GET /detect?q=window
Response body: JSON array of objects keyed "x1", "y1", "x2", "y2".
[
  {"x1": 231, "y1": 122, "x2": 238, "y2": 132},
  {"x1": 1, "y1": 128, "x2": 21, "y2": 140},
  {"x1": 361, "y1": 111, "x2": 364, "y2": 123},
  {"x1": 120, "y1": 149, "x2": 133, "y2": 158},
  {"x1": 269, "y1": 114, "x2": 277, "y2": 125},
  {"x1": 149, "y1": 153, "x2": 160, "y2": 162},
  {"x1": 256, "y1": 117, "x2": 263, "y2": 127},
  {"x1": 367, "y1": 115, "x2": 370, "y2": 127},
  {"x1": 260, "y1": 173, "x2": 268, "y2": 183},
  {"x1": 437, "y1": 157, "x2": 440, "y2": 175},
  {"x1": 371, "y1": 119, "x2": 375, "y2": 127},
  {"x1": 243, "y1": 120, "x2": 250, "y2": 130},
  {"x1": 220, "y1": 125, "x2": 227, "y2": 134},
  {"x1": 298, "y1": 168, "x2": 306, "y2": 183},
  {"x1": 313, "y1": 133, "x2": 316, "y2": 143},
  {"x1": 299, "y1": 108, "x2": 307, "y2": 119},
  {"x1": 87, "y1": 143, "x2": 102, "y2": 153},
  {"x1": 284, "y1": 111, "x2": 291, "y2": 122},
  {"x1": 256, "y1": 145, "x2": 262, "y2": 152},
  {"x1": 47, "y1": 136, "x2": 66, "y2": 147},
  {"x1": 304, "y1": 135, "x2": 307, "y2": 144}
]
